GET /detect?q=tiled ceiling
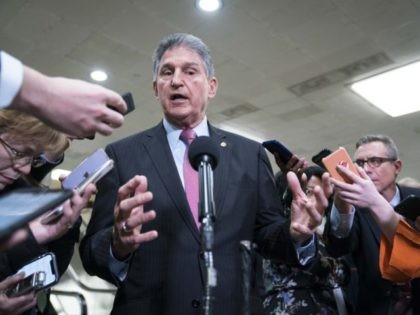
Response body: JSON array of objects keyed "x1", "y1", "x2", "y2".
[{"x1": 2, "y1": 0, "x2": 420, "y2": 180}]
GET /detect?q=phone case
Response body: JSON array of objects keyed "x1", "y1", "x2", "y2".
[
  {"x1": 62, "y1": 148, "x2": 113, "y2": 193},
  {"x1": 16, "y1": 252, "x2": 59, "y2": 292},
  {"x1": 322, "y1": 147, "x2": 358, "y2": 183},
  {"x1": 262, "y1": 140, "x2": 293, "y2": 163}
]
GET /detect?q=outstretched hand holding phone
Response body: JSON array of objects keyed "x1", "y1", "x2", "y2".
[{"x1": 262, "y1": 140, "x2": 308, "y2": 176}]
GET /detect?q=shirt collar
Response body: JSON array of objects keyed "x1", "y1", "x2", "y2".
[
  {"x1": 389, "y1": 186, "x2": 401, "y2": 207},
  {"x1": 163, "y1": 117, "x2": 210, "y2": 149}
]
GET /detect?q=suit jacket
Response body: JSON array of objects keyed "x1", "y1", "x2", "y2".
[
  {"x1": 324, "y1": 185, "x2": 420, "y2": 315},
  {"x1": 79, "y1": 122, "x2": 298, "y2": 315}
]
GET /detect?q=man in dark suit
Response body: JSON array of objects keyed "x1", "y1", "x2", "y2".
[
  {"x1": 324, "y1": 134, "x2": 420, "y2": 315},
  {"x1": 79, "y1": 33, "x2": 329, "y2": 315}
]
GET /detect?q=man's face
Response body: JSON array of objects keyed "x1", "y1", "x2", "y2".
[
  {"x1": 354, "y1": 141, "x2": 401, "y2": 200},
  {"x1": 153, "y1": 46, "x2": 218, "y2": 128}
]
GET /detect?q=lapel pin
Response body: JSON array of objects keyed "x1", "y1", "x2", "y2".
[{"x1": 220, "y1": 141, "x2": 227, "y2": 147}]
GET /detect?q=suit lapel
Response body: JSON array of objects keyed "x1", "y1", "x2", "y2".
[
  {"x1": 143, "y1": 123, "x2": 200, "y2": 242},
  {"x1": 208, "y1": 125, "x2": 230, "y2": 219}
]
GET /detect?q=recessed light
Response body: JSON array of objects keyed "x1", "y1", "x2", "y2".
[
  {"x1": 90, "y1": 70, "x2": 108, "y2": 82},
  {"x1": 196, "y1": 0, "x2": 222, "y2": 12},
  {"x1": 350, "y1": 60, "x2": 420, "y2": 117}
]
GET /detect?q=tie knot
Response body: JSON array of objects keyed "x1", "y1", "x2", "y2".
[{"x1": 180, "y1": 129, "x2": 197, "y2": 145}]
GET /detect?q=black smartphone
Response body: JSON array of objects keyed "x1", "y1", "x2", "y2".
[
  {"x1": 394, "y1": 195, "x2": 420, "y2": 221},
  {"x1": 311, "y1": 148, "x2": 332, "y2": 169},
  {"x1": 87, "y1": 92, "x2": 136, "y2": 140},
  {"x1": 262, "y1": 140, "x2": 293, "y2": 164},
  {"x1": 121, "y1": 92, "x2": 135, "y2": 115}
]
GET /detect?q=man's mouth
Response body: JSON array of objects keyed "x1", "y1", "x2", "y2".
[{"x1": 170, "y1": 94, "x2": 188, "y2": 101}]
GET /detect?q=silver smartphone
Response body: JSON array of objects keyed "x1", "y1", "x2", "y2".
[{"x1": 41, "y1": 149, "x2": 114, "y2": 224}]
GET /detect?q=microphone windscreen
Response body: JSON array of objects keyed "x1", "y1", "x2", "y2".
[{"x1": 188, "y1": 136, "x2": 220, "y2": 170}]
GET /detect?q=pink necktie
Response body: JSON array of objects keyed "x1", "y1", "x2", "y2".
[{"x1": 180, "y1": 129, "x2": 199, "y2": 227}]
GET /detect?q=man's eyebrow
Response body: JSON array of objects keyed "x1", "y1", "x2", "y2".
[{"x1": 160, "y1": 61, "x2": 200, "y2": 69}]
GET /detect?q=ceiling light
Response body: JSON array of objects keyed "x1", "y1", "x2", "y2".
[
  {"x1": 90, "y1": 70, "x2": 108, "y2": 82},
  {"x1": 196, "y1": 0, "x2": 222, "y2": 12},
  {"x1": 350, "y1": 60, "x2": 420, "y2": 117}
]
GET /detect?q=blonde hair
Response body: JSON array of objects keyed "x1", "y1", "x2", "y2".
[{"x1": 0, "y1": 109, "x2": 67, "y2": 155}]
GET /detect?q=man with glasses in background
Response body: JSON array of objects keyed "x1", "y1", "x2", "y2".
[{"x1": 324, "y1": 134, "x2": 420, "y2": 315}]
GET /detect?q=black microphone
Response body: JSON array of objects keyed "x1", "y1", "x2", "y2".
[
  {"x1": 188, "y1": 136, "x2": 220, "y2": 313},
  {"x1": 188, "y1": 136, "x2": 219, "y2": 171},
  {"x1": 188, "y1": 136, "x2": 219, "y2": 245}
]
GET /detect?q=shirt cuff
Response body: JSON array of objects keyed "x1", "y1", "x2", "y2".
[
  {"x1": 294, "y1": 234, "x2": 316, "y2": 266},
  {"x1": 0, "y1": 51, "x2": 24, "y2": 108},
  {"x1": 108, "y1": 246, "x2": 130, "y2": 282},
  {"x1": 330, "y1": 204, "x2": 355, "y2": 238}
]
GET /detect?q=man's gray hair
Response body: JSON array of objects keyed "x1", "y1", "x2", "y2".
[
  {"x1": 152, "y1": 33, "x2": 215, "y2": 80},
  {"x1": 355, "y1": 134, "x2": 399, "y2": 159}
]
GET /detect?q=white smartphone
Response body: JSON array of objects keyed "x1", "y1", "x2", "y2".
[
  {"x1": 7, "y1": 252, "x2": 59, "y2": 297},
  {"x1": 42, "y1": 149, "x2": 114, "y2": 225},
  {"x1": 62, "y1": 148, "x2": 114, "y2": 193}
]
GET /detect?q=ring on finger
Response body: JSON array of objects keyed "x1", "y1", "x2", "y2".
[{"x1": 122, "y1": 221, "x2": 130, "y2": 233}]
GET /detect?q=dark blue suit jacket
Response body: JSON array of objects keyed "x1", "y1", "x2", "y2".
[
  {"x1": 80, "y1": 122, "x2": 298, "y2": 315},
  {"x1": 324, "y1": 185, "x2": 420, "y2": 315}
]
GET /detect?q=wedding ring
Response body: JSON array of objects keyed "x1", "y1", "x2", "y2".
[{"x1": 122, "y1": 221, "x2": 130, "y2": 233}]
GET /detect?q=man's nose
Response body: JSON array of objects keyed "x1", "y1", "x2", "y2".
[{"x1": 171, "y1": 70, "x2": 183, "y2": 87}]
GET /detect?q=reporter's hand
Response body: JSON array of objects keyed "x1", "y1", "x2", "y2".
[
  {"x1": 287, "y1": 172, "x2": 328, "y2": 245},
  {"x1": 274, "y1": 153, "x2": 308, "y2": 177},
  {"x1": 13, "y1": 66, "x2": 127, "y2": 138},
  {"x1": 0, "y1": 273, "x2": 36, "y2": 315},
  {"x1": 0, "y1": 229, "x2": 28, "y2": 252},
  {"x1": 331, "y1": 165, "x2": 384, "y2": 209},
  {"x1": 29, "y1": 184, "x2": 96, "y2": 245},
  {"x1": 112, "y1": 176, "x2": 158, "y2": 260}
]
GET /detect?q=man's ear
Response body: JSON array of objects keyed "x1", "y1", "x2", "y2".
[
  {"x1": 394, "y1": 159, "x2": 402, "y2": 176},
  {"x1": 153, "y1": 81, "x2": 158, "y2": 97},
  {"x1": 208, "y1": 77, "x2": 218, "y2": 99}
]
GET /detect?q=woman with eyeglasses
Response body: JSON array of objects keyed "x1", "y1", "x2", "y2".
[{"x1": 0, "y1": 109, "x2": 96, "y2": 314}]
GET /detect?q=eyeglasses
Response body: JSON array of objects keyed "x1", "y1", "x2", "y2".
[
  {"x1": 0, "y1": 137, "x2": 33, "y2": 166},
  {"x1": 354, "y1": 156, "x2": 396, "y2": 168}
]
